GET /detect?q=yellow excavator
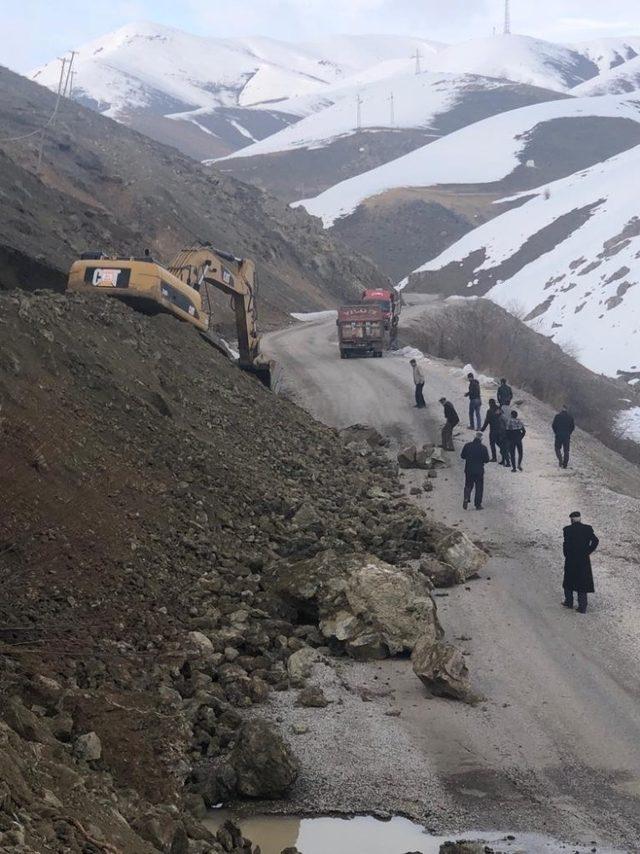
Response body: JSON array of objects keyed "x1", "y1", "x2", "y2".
[{"x1": 67, "y1": 244, "x2": 271, "y2": 385}]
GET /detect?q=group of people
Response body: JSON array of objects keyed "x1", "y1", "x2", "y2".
[
  {"x1": 409, "y1": 360, "x2": 595, "y2": 611},
  {"x1": 439, "y1": 374, "x2": 527, "y2": 475}
]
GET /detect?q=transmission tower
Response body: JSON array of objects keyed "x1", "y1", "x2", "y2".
[
  {"x1": 413, "y1": 48, "x2": 422, "y2": 75},
  {"x1": 388, "y1": 92, "x2": 395, "y2": 127},
  {"x1": 504, "y1": 0, "x2": 511, "y2": 35},
  {"x1": 356, "y1": 94, "x2": 363, "y2": 130}
]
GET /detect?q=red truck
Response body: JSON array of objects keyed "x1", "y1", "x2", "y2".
[
  {"x1": 337, "y1": 305, "x2": 386, "y2": 358},
  {"x1": 361, "y1": 288, "x2": 400, "y2": 346}
]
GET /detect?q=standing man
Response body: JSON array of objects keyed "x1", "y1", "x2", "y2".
[
  {"x1": 461, "y1": 432, "x2": 490, "y2": 510},
  {"x1": 465, "y1": 372, "x2": 482, "y2": 430},
  {"x1": 497, "y1": 378, "x2": 513, "y2": 408},
  {"x1": 506, "y1": 409, "x2": 526, "y2": 472},
  {"x1": 481, "y1": 398, "x2": 502, "y2": 462},
  {"x1": 439, "y1": 397, "x2": 460, "y2": 451},
  {"x1": 410, "y1": 359, "x2": 426, "y2": 409},
  {"x1": 552, "y1": 405, "x2": 575, "y2": 469},
  {"x1": 562, "y1": 512, "x2": 599, "y2": 613}
]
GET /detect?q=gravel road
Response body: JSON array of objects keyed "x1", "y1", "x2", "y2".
[{"x1": 262, "y1": 308, "x2": 640, "y2": 851}]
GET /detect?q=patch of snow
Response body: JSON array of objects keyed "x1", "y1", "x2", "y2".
[
  {"x1": 615, "y1": 408, "x2": 640, "y2": 442},
  {"x1": 392, "y1": 346, "x2": 429, "y2": 362},
  {"x1": 291, "y1": 310, "x2": 337, "y2": 322}
]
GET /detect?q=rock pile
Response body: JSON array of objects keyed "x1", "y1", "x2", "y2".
[{"x1": 0, "y1": 292, "x2": 481, "y2": 851}]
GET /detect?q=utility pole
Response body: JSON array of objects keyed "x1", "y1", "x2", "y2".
[
  {"x1": 356, "y1": 94, "x2": 363, "y2": 130},
  {"x1": 69, "y1": 70, "x2": 76, "y2": 100},
  {"x1": 412, "y1": 47, "x2": 422, "y2": 75},
  {"x1": 37, "y1": 55, "x2": 67, "y2": 174},
  {"x1": 504, "y1": 0, "x2": 511, "y2": 35},
  {"x1": 388, "y1": 92, "x2": 395, "y2": 127},
  {"x1": 63, "y1": 50, "x2": 77, "y2": 97}
]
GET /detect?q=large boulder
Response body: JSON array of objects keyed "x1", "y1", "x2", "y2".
[
  {"x1": 230, "y1": 720, "x2": 299, "y2": 798},
  {"x1": 412, "y1": 637, "x2": 476, "y2": 703},
  {"x1": 272, "y1": 551, "x2": 442, "y2": 660},
  {"x1": 435, "y1": 531, "x2": 488, "y2": 583}
]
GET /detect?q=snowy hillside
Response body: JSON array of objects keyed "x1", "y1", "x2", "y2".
[
  {"x1": 574, "y1": 55, "x2": 640, "y2": 96},
  {"x1": 219, "y1": 72, "x2": 532, "y2": 160},
  {"x1": 571, "y1": 37, "x2": 640, "y2": 73},
  {"x1": 424, "y1": 35, "x2": 599, "y2": 92},
  {"x1": 30, "y1": 22, "x2": 443, "y2": 158},
  {"x1": 406, "y1": 145, "x2": 640, "y2": 379},
  {"x1": 295, "y1": 95, "x2": 640, "y2": 227}
]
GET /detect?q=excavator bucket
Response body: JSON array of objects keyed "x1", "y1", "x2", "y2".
[{"x1": 239, "y1": 360, "x2": 273, "y2": 389}]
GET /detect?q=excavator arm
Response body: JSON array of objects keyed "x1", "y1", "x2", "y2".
[{"x1": 168, "y1": 245, "x2": 270, "y2": 383}]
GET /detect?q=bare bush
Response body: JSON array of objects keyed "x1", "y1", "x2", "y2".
[{"x1": 401, "y1": 298, "x2": 640, "y2": 465}]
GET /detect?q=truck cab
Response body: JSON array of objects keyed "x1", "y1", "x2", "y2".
[{"x1": 361, "y1": 288, "x2": 399, "y2": 343}]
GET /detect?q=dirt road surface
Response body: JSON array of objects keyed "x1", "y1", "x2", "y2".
[{"x1": 262, "y1": 308, "x2": 640, "y2": 850}]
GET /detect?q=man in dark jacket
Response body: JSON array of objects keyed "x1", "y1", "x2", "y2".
[
  {"x1": 552, "y1": 405, "x2": 575, "y2": 469},
  {"x1": 464, "y1": 372, "x2": 482, "y2": 430},
  {"x1": 497, "y1": 379, "x2": 513, "y2": 408},
  {"x1": 481, "y1": 398, "x2": 502, "y2": 462},
  {"x1": 439, "y1": 397, "x2": 460, "y2": 451},
  {"x1": 461, "y1": 432, "x2": 490, "y2": 510},
  {"x1": 562, "y1": 511, "x2": 599, "y2": 613}
]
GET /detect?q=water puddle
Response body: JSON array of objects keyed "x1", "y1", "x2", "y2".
[{"x1": 205, "y1": 812, "x2": 617, "y2": 854}]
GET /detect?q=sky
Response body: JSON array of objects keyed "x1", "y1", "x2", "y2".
[{"x1": 3, "y1": 0, "x2": 640, "y2": 72}]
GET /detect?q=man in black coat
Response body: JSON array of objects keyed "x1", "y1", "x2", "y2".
[
  {"x1": 439, "y1": 397, "x2": 460, "y2": 451},
  {"x1": 552, "y1": 405, "x2": 576, "y2": 469},
  {"x1": 461, "y1": 432, "x2": 490, "y2": 510},
  {"x1": 562, "y1": 511, "x2": 599, "y2": 613}
]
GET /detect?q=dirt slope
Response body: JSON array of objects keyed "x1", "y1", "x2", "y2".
[
  {"x1": 0, "y1": 290, "x2": 444, "y2": 852},
  {"x1": 0, "y1": 65, "x2": 389, "y2": 323}
]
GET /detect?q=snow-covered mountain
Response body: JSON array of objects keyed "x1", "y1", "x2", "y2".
[
  {"x1": 571, "y1": 37, "x2": 640, "y2": 73},
  {"x1": 406, "y1": 145, "x2": 640, "y2": 379},
  {"x1": 296, "y1": 94, "x2": 640, "y2": 227},
  {"x1": 218, "y1": 72, "x2": 561, "y2": 162},
  {"x1": 30, "y1": 21, "x2": 442, "y2": 159},
  {"x1": 423, "y1": 35, "x2": 599, "y2": 92},
  {"x1": 574, "y1": 55, "x2": 640, "y2": 96}
]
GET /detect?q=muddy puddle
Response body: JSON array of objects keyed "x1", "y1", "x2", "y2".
[{"x1": 205, "y1": 812, "x2": 617, "y2": 853}]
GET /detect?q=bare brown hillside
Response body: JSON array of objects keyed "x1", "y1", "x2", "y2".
[{"x1": 0, "y1": 66, "x2": 389, "y2": 324}]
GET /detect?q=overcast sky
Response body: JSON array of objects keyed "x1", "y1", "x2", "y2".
[{"x1": 4, "y1": 0, "x2": 640, "y2": 71}]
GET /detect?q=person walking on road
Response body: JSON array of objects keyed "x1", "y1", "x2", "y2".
[
  {"x1": 439, "y1": 397, "x2": 460, "y2": 451},
  {"x1": 506, "y1": 410, "x2": 526, "y2": 472},
  {"x1": 465, "y1": 372, "x2": 482, "y2": 430},
  {"x1": 552, "y1": 405, "x2": 575, "y2": 469},
  {"x1": 497, "y1": 378, "x2": 513, "y2": 408},
  {"x1": 461, "y1": 432, "x2": 490, "y2": 510},
  {"x1": 498, "y1": 405, "x2": 511, "y2": 466},
  {"x1": 481, "y1": 398, "x2": 502, "y2": 462},
  {"x1": 410, "y1": 359, "x2": 426, "y2": 409},
  {"x1": 562, "y1": 512, "x2": 599, "y2": 613}
]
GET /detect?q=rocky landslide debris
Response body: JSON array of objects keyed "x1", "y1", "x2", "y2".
[
  {"x1": 397, "y1": 443, "x2": 450, "y2": 470},
  {"x1": 0, "y1": 292, "x2": 482, "y2": 852},
  {"x1": 270, "y1": 550, "x2": 443, "y2": 660}
]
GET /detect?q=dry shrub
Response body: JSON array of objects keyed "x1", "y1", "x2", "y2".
[{"x1": 402, "y1": 298, "x2": 640, "y2": 465}]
